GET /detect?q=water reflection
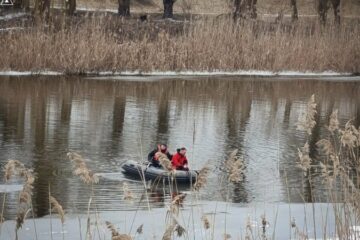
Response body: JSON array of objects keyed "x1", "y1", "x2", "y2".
[{"x1": 0, "y1": 76, "x2": 359, "y2": 219}]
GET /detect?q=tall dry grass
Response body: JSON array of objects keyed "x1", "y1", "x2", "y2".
[
  {"x1": 0, "y1": 16, "x2": 359, "y2": 74},
  {"x1": 296, "y1": 94, "x2": 360, "y2": 239}
]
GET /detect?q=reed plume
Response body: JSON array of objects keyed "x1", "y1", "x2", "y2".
[
  {"x1": 122, "y1": 182, "x2": 134, "y2": 201},
  {"x1": 225, "y1": 150, "x2": 245, "y2": 183},
  {"x1": 67, "y1": 152, "x2": 99, "y2": 184},
  {"x1": 175, "y1": 224, "x2": 186, "y2": 237},
  {"x1": 162, "y1": 223, "x2": 175, "y2": 240},
  {"x1": 16, "y1": 168, "x2": 34, "y2": 230},
  {"x1": 193, "y1": 166, "x2": 210, "y2": 191},
  {"x1": 49, "y1": 196, "x2": 65, "y2": 224},
  {"x1": 4, "y1": 159, "x2": 27, "y2": 182},
  {"x1": 297, "y1": 142, "x2": 312, "y2": 173},
  {"x1": 169, "y1": 193, "x2": 186, "y2": 216},
  {"x1": 136, "y1": 224, "x2": 143, "y2": 234},
  {"x1": 201, "y1": 215, "x2": 210, "y2": 229},
  {"x1": 157, "y1": 153, "x2": 173, "y2": 172},
  {"x1": 105, "y1": 221, "x2": 132, "y2": 240},
  {"x1": 316, "y1": 139, "x2": 335, "y2": 158},
  {"x1": 223, "y1": 233, "x2": 231, "y2": 239},
  {"x1": 339, "y1": 120, "x2": 358, "y2": 149},
  {"x1": 297, "y1": 94, "x2": 317, "y2": 135},
  {"x1": 328, "y1": 109, "x2": 339, "y2": 133}
]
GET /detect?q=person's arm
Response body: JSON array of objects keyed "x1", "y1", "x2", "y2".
[
  {"x1": 148, "y1": 149, "x2": 156, "y2": 162},
  {"x1": 167, "y1": 152, "x2": 173, "y2": 160},
  {"x1": 183, "y1": 157, "x2": 189, "y2": 170}
]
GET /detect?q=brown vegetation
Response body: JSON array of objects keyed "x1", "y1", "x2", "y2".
[{"x1": 0, "y1": 15, "x2": 358, "y2": 74}]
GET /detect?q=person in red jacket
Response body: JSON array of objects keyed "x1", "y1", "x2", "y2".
[{"x1": 172, "y1": 147, "x2": 189, "y2": 171}]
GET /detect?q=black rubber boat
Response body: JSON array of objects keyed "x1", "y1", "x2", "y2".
[{"x1": 121, "y1": 160, "x2": 198, "y2": 184}]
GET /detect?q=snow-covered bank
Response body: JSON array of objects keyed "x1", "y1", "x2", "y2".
[
  {"x1": 0, "y1": 70, "x2": 358, "y2": 79},
  {"x1": 0, "y1": 12, "x2": 28, "y2": 21}
]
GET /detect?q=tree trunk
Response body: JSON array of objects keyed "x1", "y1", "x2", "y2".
[
  {"x1": 290, "y1": 0, "x2": 298, "y2": 21},
  {"x1": 34, "y1": 0, "x2": 50, "y2": 21},
  {"x1": 317, "y1": 0, "x2": 328, "y2": 24},
  {"x1": 233, "y1": 0, "x2": 242, "y2": 19},
  {"x1": 118, "y1": 0, "x2": 130, "y2": 16},
  {"x1": 331, "y1": 0, "x2": 340, "y2": 24},
  {"x1": 66, "y1": 0, "x2": 76, "y2": 16},
  {"x1": 13, "y1": 0, "x2": 30, "y2": 10},
  {"x1": 163, "y1": 0, "x2": 174, "y2": 19},
  {"x1": 247, "y1": 0, "x2": 257, "y2": 19}
]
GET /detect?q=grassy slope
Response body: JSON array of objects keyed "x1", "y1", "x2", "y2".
[{"x1": 73, "y1": 0, "x2": 360, "y2": 17}]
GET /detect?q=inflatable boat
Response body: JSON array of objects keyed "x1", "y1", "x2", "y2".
[{"x1": 121, "y1": 160, "x2": 198, "y2": 184}]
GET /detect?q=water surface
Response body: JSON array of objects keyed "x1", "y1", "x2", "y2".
[{"x1": 0, "y1": 75, "x2": 359, "y2": 219}]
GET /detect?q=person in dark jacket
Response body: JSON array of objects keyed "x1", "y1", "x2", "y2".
[
  {"x1": 171, "y1": 147, "x2": 189, "y2": 171},
  {"x1": 148, "y1": 144, "x2": 172, "y2": 168}
]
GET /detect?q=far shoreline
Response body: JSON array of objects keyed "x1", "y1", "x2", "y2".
[{"x1": 0, "y1": 70, "x2": 359, "y2": 79}]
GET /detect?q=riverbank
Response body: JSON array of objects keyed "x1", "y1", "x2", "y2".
[{"x1": 0, "y1": 11, "x2": 359, "y2": 75}]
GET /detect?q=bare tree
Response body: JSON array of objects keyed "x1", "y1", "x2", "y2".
[
  {"x1": 330, "y1": 0, "x2": 340, "y2": 24},
  {"x1": 118, "y1": 0, "x2": 130, "y2": 16},
  {"x1": 66, "y1": 0, "x2": 76, "y2": 16},
  {"x1": 290, "y1": 0, "x2": 298, "y2": 21},
  {"x1": 13, "y1": 0, "x2": 30, "y2": 10},
  {"x1": 233, "y1": 0, "x2": 257, "y2": 19},
  {"x1": 34, "y1": 0, "x2": 51, "y2": 20},
  {"x1": 317, "y1": 0, "x2": 329, "y2": 24},
  {"x1": 163, "y1": 0, "x2": 175, "y2": 18},
  {"x1": 233, "y1": 0, "x2": 242, "y2": 19},
  {"x1": 317, "y1": 0, "x2": 341, "y2": 24},
  {"x1": 247, "y1": 0, "x2": 257, "y2": 19}
]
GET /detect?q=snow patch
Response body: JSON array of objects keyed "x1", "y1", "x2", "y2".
[
  {"x1": 0, "y1": 27, "x2": 24, "y2": 32},
  {"x1": 0, "y1": 12, "x2": 27, "y2": 21}
]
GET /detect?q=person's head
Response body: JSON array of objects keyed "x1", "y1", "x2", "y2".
[
  {"x1": 178, "y1": 147, "x2": 187, "y2": 156},
  {"x1": 160, "y1": 144, "x2": 168, "y2": 153}
]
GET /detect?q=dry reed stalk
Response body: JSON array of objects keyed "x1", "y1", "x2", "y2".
[
  {"x1": 3, "y1": 160, "x2": 36, "y2": 231},
  {"x1": 49, "y1": 196, "x2": 65, "y2": 224},
  {"x1": 193, "y1": 165, "x2": 210, "y2": 191},
  {"x1": 297, "y1": 94, "x2": 317, "y2": 135},
  {"x1": 67, "y1": 152, "x2": 99, "y2": 184},
  {"x1": 105, "y1": 221, "x2": 132, "y2": 240},
  {"x1": 168, "y1": 193, "x2": 186, "y2": 216},
  {"x1": 16, "y1": 169, "x2": 34, "y2": 230},
  {"x1": 0, "y1": 17, "x2": 359, "y2": 74}
]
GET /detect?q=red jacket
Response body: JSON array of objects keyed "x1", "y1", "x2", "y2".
[{"x1": 172, "y1": 153, "x2": 188, "y2": 169}]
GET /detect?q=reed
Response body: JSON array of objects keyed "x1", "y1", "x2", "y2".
[
  {"x1": 105, "y1": 221, "x2": 132, "y2": 240},
  {"x1": 0, "y1": 16, "x2": 359, "y2": 74},
  {"x1": 2, "y1": 160, "x2": 35, "y2": 235},
  {"x1": 193, "y1": 166, "x2": 210, "y2": 191},
  {"x1": 49, "y1": 196, "x2": 65, "y2": 224},
  {"x1": 67, "y1": 152, "x2": 99, "y2": 184},
  {"x1": 297, "y1": 95, "x2": 360, "y2": 239},
  {"x1": 122, "y1": 182, "x2": 134, "y2": 201}
]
